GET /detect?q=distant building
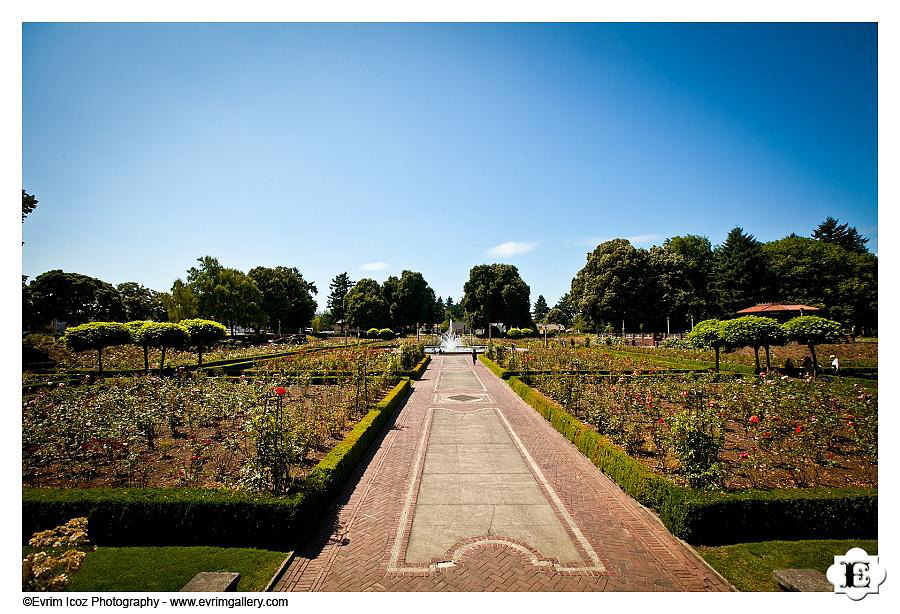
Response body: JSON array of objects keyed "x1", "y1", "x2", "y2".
[
  {"x1": 736, "y1": 303, "x2": 821, "y2": 322},
  {"x1": 537, "y1": 323, "x2": 566, "y2": 333}
]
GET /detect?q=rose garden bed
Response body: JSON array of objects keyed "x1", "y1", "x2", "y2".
[
  {"x1": 526, "y1": 372, "x2": 877, "y2": 490},
  {"x1": 23, "y1": 372, "x2": 399, "y2": 491}
]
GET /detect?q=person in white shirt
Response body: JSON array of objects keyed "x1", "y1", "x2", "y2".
[{"x1": 831, "y1": 354, "x2": 840, "y2": 374}]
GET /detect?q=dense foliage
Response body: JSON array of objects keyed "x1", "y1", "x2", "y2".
[
  {"x1": 461, "y1": 263, "x2": 532, "y2": 330},
  {"x1": 566, "y1": 218, "x2": 875, "y2": 335}
]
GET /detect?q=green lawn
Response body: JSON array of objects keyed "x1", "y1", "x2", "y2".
[
  {"x1": 63, "y1": 547, "x2": 288, "y2": 592},
  {"x1": 697, "y1": 539, "x2": 877, "y2": 592}
]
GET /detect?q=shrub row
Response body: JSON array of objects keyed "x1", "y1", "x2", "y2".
[
  {"x1": 22, "y1": 378, "x2": 413, "y2": 548},
  {"x1": 478, "y1": 355, "x2": 510, "y2": 379},
  {"x1": 504, "y1": 375, "x2": 877, "y2": 545}
]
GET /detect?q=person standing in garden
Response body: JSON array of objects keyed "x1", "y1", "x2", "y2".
[
  {"x1": 831, "y1": 354, "x2": 840, "y2": 373},
  {"x1": 472, "y1": 347, "x2": 477, "y2": 365}
]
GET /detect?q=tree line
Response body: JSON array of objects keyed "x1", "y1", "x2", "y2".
[
  {"x1": 23, "y1": 257, "x2": 453, "y2": 336},
  {"x1": 561, "y1": 217, "x2": 876, "y2": 335},
  {"x1": 22, "y1": 216, "x2": 876, "y2": 337}
]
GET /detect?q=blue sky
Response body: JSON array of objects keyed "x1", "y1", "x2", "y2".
[{"x1": 22, "y1": 23, "x2": 877, "y2": 310}]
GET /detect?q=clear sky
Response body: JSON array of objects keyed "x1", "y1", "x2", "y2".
[{"x1": 22, "y1": 23, "x2": 877, "y2": 310}]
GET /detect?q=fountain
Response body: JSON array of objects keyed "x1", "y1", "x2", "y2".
[
  {"x1": 426, "y1": 319, "x2": 485, "y2": 354},
  {"x1": 440, "y1": 319, "x2": 464, "y2": 351}
]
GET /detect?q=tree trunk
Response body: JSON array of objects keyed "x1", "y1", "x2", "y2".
[
  {"x1": 809, "y1": 344, "x2": 818, "y2": 377},
  {"x1": 143, "y1": 346, "x2": 149, "y2": 372},
  {"x1": 198, "y1": 349, "x2": 203, "y2": 369},
  {"x1": 765, "y1": 345, "x2": 771, "y2": 371},
  {"x1": 160, "y1": 347, "x2": 167, "y2": 372},
  {"x1": 753, "y1": 347, "x2": 761, "y2": 373},
  {"x1": 715, "y1": 347, "x2": 720, "y2": 373},
  {"x1": 98, "y1": 348, "x2": 104, "y2": 377}
]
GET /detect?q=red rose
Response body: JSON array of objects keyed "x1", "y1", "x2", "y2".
[
  {"x1": 749, "y1": 415, "x2": 760, "y2": 424},
  {"x1": 273, "y1": 386, "x2": 287, "y2": 397},
  {"x1": 795, "y1": 424, "x2": 803, "y2": 433}
]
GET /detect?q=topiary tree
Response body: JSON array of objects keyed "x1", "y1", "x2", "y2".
[
  {"x1": 720, "y1": 316, "x2": 786, "y2": 373},
  {"x1": 782, "y1": 316, "x2": 844, "y2": 376},
  {"x1": 179, "y1": 319, "x2": 227, "y2": 367},
  {"x1": 63, "y1": 322, "x2": 132, "y2": 376},
  {"x1": 687, "y1": 319, "x2": 726, "y2": 373},
  {"x1": 366, "y1": 327, "x2": 380, "y2": 339},
  {"x1": 378, "y1": 328, "x2": 395, "y2": 340},
  {"x1": 126, "y1": 320, "x2": 154, "y2": 371},
  {"x1": 137, "y1": 322, "x2": 189, "y2": 372}
]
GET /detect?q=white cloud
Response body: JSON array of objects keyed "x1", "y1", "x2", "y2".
[
  {"x1": 487, "y1": 241, "x2": 537, "y2": 258},
  {"x1": 360, "y1": 261, "x2": 390, "y2": 271},
  {"x1": 577, "y1": 234, "x2": 663, "y2": 247}
]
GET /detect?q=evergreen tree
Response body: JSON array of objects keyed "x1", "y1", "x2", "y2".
[
  {"x1": 532, "y1": 295, "x2": 550, "y2": 322},
  {"x1": 812, "y1": 216, "x2": 870, "y2": 253},
  {"x1": 553, "y1": 293, "x2": 577, "y2": 326},
  {"x1": 327, "y1": 272, "x2": 354, "y2": 334},
  {"x1": 711, "y1": 227, "x2": 770, "y2": 315},
  {"x1": 434, "y1": 296, "x2": 445, "y2": 324}
]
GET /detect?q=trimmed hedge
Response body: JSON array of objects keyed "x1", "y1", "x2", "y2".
[
  {"x1": 409, "y1": 355, "x2": 430, "y2": 379},
  {"x1": 505, "y1": 376, "x2": 877, "y2": 545},
  {"x1": 478, "y1": 355, "x2": 509, "y2": 379},
  {"x1": 23, "y1": 378, "x2": 412, "y2": 548}
]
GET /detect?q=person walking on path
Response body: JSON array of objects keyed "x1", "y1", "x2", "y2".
[{"x1": 472, "y1": 347, "x2": 477, "y2": 365}]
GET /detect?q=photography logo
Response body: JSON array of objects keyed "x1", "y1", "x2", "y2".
[{"x1": 826, "y1": 547, "x2": 886, "y2": 601}]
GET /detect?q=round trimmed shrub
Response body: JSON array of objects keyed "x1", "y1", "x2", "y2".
[
  {"x1": 137, "y1": 322, "x2": 189, "y2": 371},
  {"x1": 63, "y1": 322, "x2": 132, "y2": 375},
  {"x1": 782, "y1": 316, "x2": 844, "y2": 376},
  {"x1": 179, "y1": 319, "x2": 227, "y2": 367}
]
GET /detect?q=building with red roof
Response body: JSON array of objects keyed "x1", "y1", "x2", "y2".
[{"x1": 735, "y1": 303, "x2": 821, "y2": 322}]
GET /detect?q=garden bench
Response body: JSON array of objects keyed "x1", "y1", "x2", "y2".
[
  {"x1": 772, "y1": 569, "x2": 832, "y2": 592},
  {"x1": 180, "y1": 572, "x2": 240, "y2": 592}
]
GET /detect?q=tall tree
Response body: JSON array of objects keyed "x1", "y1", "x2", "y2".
[
  {"x1": 393, "y1": 270, "x2": 437, "y2": 330},
  {"x1": 445, "y1": 296, "x2": 464, "y2": 321},
  {"x1": 186, "y1": 256, "x2": 225, "y2": 319},
  {"x1": 812, "y1": 216, "x2": 870, "y2": 253},
  {"x1": 663, "y1": 234, "x2": 714, "y2": 322},
  {"x1": 532, "y1": 295, "x2": 550, "y2": 322},
  {"x1": 248, "y1": 266, "x2": 318, "y2": 333},
  {"x1": 553, "y1": 293, "x2": 577, "y2": 327},
  {"x1": 461, "y1": 264, "x2": 531, "y2": 330},
  {"x1": 711, "y1": 227, "x2": 770, "y2": 315},
  {"x1": 27, "y1": 270, "x2": 126, "y2": 327},
  {"x1": 433, "y1": 296, "x2": 446, "y2": 324},
  {"x1": 216, "y1": 268, "x2": 264, "y2": 335},
  {"x1": 163, "y1": 279, "x2": 198, "y2": 322},
  {"x1": 764, "y1": 235, "x2": 876, "y2": 335},
  {"x1": 381, "y1": 275, "x2": 401, "y2": 330},
  {"x1": 117, "y1": 282, "x2": 168, "y2": 321},
  {"x1": 345, "y1": 278, "x2": 388, "y2": 331},
  {"x1": 327, "y1": 272, "x2": 354, "y2": 334},
  {"x1": 569, "y1": 239, "x2": 658, "y2": 332}
]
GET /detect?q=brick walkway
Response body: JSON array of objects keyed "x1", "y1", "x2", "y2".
[{"x1": 274, "y1": 355, "x2": 731, "y2": 592}]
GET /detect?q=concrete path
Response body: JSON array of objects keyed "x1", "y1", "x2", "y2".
[{"x1": 274, "y1": 355, "x2": 730, "y2": 591}]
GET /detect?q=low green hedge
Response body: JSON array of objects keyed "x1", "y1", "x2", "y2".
[
  {"x1": 505, "y1": 376, "x2": 877, "y2": 545},
  {"x1": 304, "y1": 377, "x2": 410, "y2": 499},
  {"x1": 23, "y1": 378, "x2": 412, "y2": 548},
  {"x1": 478, "y1": 355, "x2": 509, "y2": 379},
  {"x1": 409, "y1": 355, "x2": 430, "y2": 379}
]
